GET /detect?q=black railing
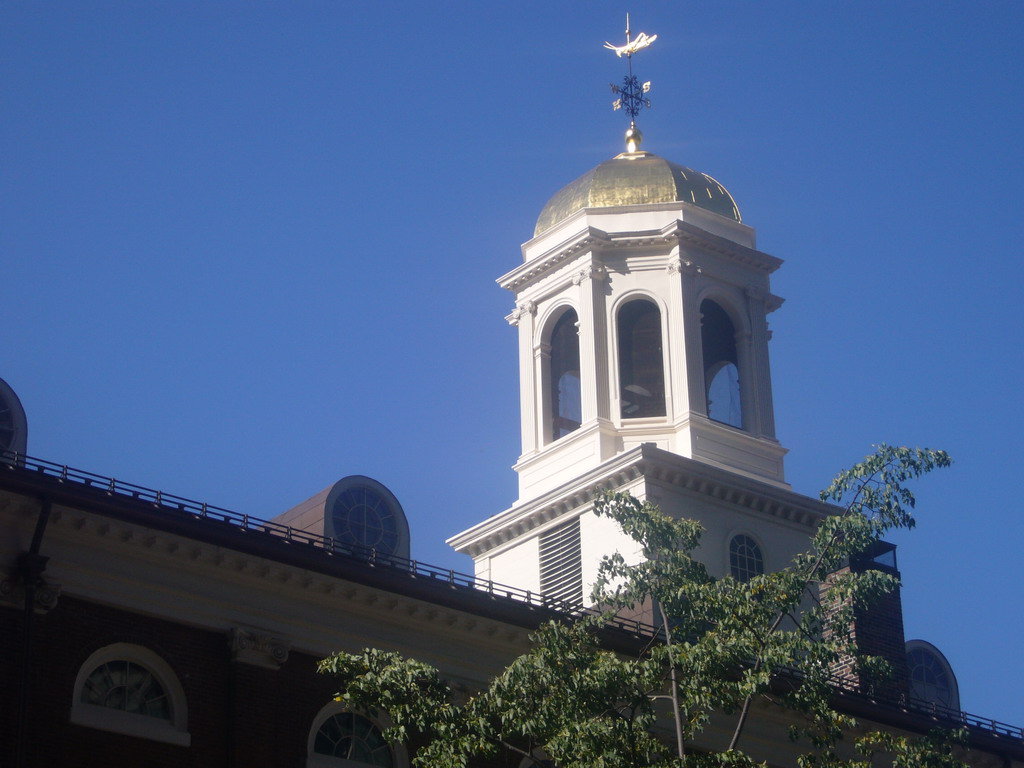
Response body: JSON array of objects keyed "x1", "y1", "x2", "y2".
[
  {"x1": 2, "y1": 450, "x2": 1021, "y2": 742},
  {"x1": 0, "y1": 451, "x2": 650, "y2": 635}
]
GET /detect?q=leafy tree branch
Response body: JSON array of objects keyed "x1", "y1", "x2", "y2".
[{"x1": 319, "y1": 446, "x2": 962, "y2": 768}]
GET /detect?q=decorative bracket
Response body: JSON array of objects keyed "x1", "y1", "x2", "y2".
[
  {"x1": 229, "y1": 626, "x2": 291, "y2": 670},
  {"x1": 0, "y1": 570, "x2": 61, "y2": 614},
  {"x1": 572, "y1": 265, "x2": 607, "y2": 285},
  {"x1": 668, "y1": 258, "x2": 698, "y2": 275},
  {"x1": 508, "y1": 300, "x2": 537, "y2": 327}
]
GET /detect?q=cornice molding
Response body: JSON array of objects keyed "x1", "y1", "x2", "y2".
[
  {"x1": 23, "y1": 501, "x2": 532, "y2": 653},
  {"x1": 449, "y1": 445, "x2": 835, "y2": 559},
  {"x1": 499, "y1": 227, "x2": 609, "y2": 294},
  {"x1": 609, "y1": 219, "x2": 782, "y2": 274},
  {"x1": 500, "y1": 219, "x2": 781, "y2": 296}
]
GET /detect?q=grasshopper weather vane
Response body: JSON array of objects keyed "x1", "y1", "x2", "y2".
[{"x1": 605, "y1": 14, "x2": 656, "y2": 152}]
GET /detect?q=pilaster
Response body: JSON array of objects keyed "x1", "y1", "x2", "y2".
[
  {"x1": 574, "y1": 260, "x2": 609, "y2": 425},
  {"x1": 509, "y1": 300, "x2": 538, "y2": 456}
]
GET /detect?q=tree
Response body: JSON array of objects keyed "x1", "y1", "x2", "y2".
[{"x1": 319, "y1": 445, "x2": 965, "y2": 768}]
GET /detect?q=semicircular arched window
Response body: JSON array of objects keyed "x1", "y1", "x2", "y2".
[
  {"x1": 70, "y1": 643, "x2": 190, "y2": 746},
  {"x1": 617, "y1": 299, "x2": 665, "y2": 419},
  {"x1": 315, "y1": 712, "x2": 393, "y2": 766},
  {"x1": 308, "y1": 705, "x2": 407, "y2": 768},
  {"x1": 729, "y1": 534, "x2": 764, "y2": 582},
  {"x1": 82, "y1": 659, "x2": 170, "y2": 718},
  {"x1": 701, "y1": 300, "x2": 743, "y2": 429},
  {"x1": 548, "y1": 309, "x2": 581, "y2": 441}
]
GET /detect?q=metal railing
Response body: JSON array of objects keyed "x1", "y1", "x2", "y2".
[
  {"x1": 0, "y1": 451, "x2": 650, "y2": 635},
  {"x1": 2, "y1": 450, "x2": 1021, "y2": 741}
]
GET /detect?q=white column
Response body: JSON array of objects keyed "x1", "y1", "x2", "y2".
[
  {"x1": 679, "y1": 259, "x2": 706, "y2": 418},
  {"x1": 744, "y1": 286, "x2": 778, "y2": 439},
  {"x1": 510, "y1": 300, "x2": 538, "y2": 456},
  {"x1": 574, "y1": 259, "x2": 609, "y2": 424},
  {"x1": 666, "y1": 249, "x2": 690, "y2": 421},
  {"x1": 735, "y1": 327, "x2": 757, "y2": 435}
]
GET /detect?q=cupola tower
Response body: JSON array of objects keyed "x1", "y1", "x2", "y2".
[
  {"x1": 450, "y1": 22, "x2": 824, "y2": 609},
  {"x1": 507, "y1": 146, "x2": 787, "y2": 505}
]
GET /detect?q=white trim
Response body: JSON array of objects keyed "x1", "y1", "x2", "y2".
[
  {"x1": 726, "y1": 530, "x2": 767, "y2": 580},
  {"x1": 611, "y1": 294, "x2": 670, "y2": 424},
  {"x1": 69, "y1": 642, "x2": 191, "y2": 747},
  {"x1": 307, "y1": 702, "x2": 408, "y2": 768}
]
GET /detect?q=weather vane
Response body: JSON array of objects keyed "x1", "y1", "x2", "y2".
[{"x1": 604, "y1": 14, "x2": 656, "y2": 152}]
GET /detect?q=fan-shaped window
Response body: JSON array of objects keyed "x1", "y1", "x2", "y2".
[
  {"x1": 905, "y1": 640, "x2": 960, "y2": 711},
  {"x1": 701, "y1": 300, "x2": 742, "y2": 429},
  {"x1": 617, "y1": 299, "x2": 665, "y2": 418},
  {"x1": 308, "y1": 704, "x2": 407, "y2": 768},
  {"x1": 729, "y1": 534, "x2": 764, "y2": 582},
  {"x1": 82, "y1": 660, "x2": 170, "y2": 718},
  {"x1": 326, "y1": 477, "x2": 410, "y2": 561},
  {"x1": 548, "y1": 309, "x2": 581, "y2": 440},
  {"x1": 70, "y1": 643, "x2": 190, "y2": 746},
  {"x1": 316, "y1": 713, "x2": 392, "y2": 766}
]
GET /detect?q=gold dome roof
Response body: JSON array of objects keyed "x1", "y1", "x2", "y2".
[{"x1": 534, "y1": 151, "x2": 741, "y2": 236}]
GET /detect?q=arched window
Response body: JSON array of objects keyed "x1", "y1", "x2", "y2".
[
  {"x1": 325, "y1": 476, "x2": 410, "y2": 561},
  {"x1": 700, "y1": 300, "x2": 742, "y2": 429},
  {"x1": 308, "y1": 704, "x2": 407, "y2": 768},
  {"x1": 548, "y1": 309, "x2": 581, "y2": 440},
  {"x1": 0, "y1": 376, "x2": 28, "y2": 459},
  {"x1": 905, "y1": 640, "x2": 960, "y2": 711},
  {"x1": 617, "y1": 299, "x2": 665, "y2": 418},
  {"x1": 70, "y1": 643, "x2": 190, "y2": 746},
  {"x1": 729, "y1": 534, "x2": 764, "y2": 582}
]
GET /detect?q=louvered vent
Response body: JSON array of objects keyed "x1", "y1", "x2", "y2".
[{"x1": 539, "y1": 517, "x2": 583, "y2": 609}]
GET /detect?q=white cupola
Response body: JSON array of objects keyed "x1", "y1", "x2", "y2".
[
  {"x1": 450, "y1": 24, "x2": 824, "y2": 610},
  {"x1": 503, "y1": 148, "x2": 788, "y2": 508}
]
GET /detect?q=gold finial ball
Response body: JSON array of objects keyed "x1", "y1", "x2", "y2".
[{"x1": 625, "y1": 124, "x2": 643, "y2": 152}]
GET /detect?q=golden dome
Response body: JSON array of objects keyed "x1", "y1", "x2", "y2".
[{"x1": 534, "y1": 151, "x2": 741, "y2": 236}]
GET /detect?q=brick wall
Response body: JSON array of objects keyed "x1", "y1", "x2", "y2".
[
  {"x1": 2, "y1": 596, "x2": 367, "y2": 768},
  {"x1": 820, "y1": 558, "x2": 909, "y2": 700}
]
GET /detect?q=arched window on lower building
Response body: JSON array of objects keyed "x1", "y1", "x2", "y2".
[
  {"x1": 548, "y1": 309, "x2": 581, "y2": 441},
  {"x1": 70, "y1": 643, "x2": 190, "y2": 746},
  {"x1": 308, "y1": 704, "x2": 407, "y2": 768},
  {"x1": 700, "y1": 299, "x2": 742, "y2": 429},
  {"x1": 729, "y1": 534, "x2": 764, "y2": 582},
  {"x1": 617, "y1": 299, "x2": 665, "y2": 419}
]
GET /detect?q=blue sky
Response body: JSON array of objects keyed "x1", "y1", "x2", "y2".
[{"x1": 3, "y1": 2, "x2": 1022, "y2": 727}]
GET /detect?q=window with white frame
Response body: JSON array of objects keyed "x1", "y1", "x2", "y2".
[
  {"x1": 308, "y1": 704, "x2": 407, "y2": 768},
  {"x1": 700, "y1": 299, "x2": 743, "y2": 429},
  {"x1": 728, "y1": 534, "x2": 764, "y2": 582},
  {"x1": 70, "y1": 643, "x2": 190, "y2": 746},
  {"x1": 548, "y1": 308, "x2": 582, "y2": 441},
  {"x1": 617, "y1": 299, "x2": 666, "y2": 419}
]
